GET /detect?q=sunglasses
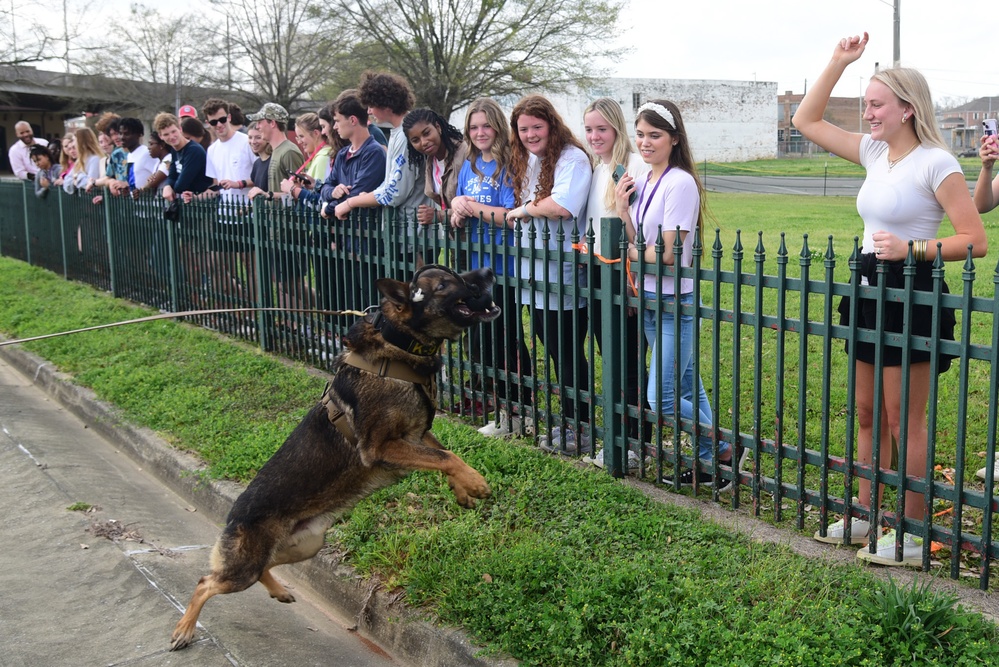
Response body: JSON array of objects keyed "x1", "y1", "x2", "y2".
[{"x1": 207, "y1": 116, "x2": 229, "y2": 127}]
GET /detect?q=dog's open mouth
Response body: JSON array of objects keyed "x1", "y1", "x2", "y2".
[{"x1": 455, "y1": 299, "x2": 501, "y2": 322}]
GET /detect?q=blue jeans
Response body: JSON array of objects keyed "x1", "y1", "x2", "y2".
[{"x1": 643, "y1": 291, "x2": 730, "y2": 463}]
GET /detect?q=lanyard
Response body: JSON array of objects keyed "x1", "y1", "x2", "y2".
[
  {"x1": 297, "y1": 143, "x2": 327, "y2": 174},
  {"x1": 635, "y1": 165, "x2": 671, "y2": 229}
]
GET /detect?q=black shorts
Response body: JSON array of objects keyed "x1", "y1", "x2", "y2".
[{"x1": 838, "y1": 253, "x2": 956, "y2": 372}]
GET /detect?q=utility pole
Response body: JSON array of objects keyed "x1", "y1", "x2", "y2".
[{"x1": 893, "y1": 0, "x2": 900, "y2": 66}]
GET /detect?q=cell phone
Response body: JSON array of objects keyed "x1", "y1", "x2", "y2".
[
  {"x1": 984, "y1": 119, "x2": 998, "y2": 137},
  {"x1": 612, "y1": 164, "x2": 637, "y2": 206}
]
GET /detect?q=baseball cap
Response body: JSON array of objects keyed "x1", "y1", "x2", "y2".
[
  {"x1": 178, "y1": 104, "x2": 198, "y2": 119},
  {"x1": 247, "y1": 103, "x2": 289, "y2": 122}
]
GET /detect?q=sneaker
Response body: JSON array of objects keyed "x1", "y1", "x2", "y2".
[
  {"x1": 586, "y1": 449, "x2": 640, "y2": 471},
  {"x1": 539, "y1": 427, "x2": 576, "y2": 454},
  {"x1": 976, "y1": 464, "x2": 999, "y2": 481},
  {"x1": 856, "y1": 529, "x2": 923, "y2": 567},
  {"x1": 813, "y1": 517, "x2": 871, "y2": 546},
  {"x1": 662, "y1": 468, "x2": 714, "y2": 487},
  {"x1": 586, "y1": 448, "x2": 605, "y2": 468},
  {"x1": 478, "y1": 411, "x2": 532, "y2": 438}
]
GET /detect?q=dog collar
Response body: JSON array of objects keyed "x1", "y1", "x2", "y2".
[{"x1": 369, "y1": 311, "x2": 441, "y2": 357}]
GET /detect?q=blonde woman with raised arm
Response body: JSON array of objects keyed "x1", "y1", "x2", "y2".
[{"x1": 794, "y1": 32, "x2": 986, "y2": 567}]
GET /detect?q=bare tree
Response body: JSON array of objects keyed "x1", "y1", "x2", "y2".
[
  {"x1": 72, "y1": 4, "x2": 220, "y2": 113},
  {"x1": 0, "y1": 4, "x2": 56, "y2": 66},
  {"x1": 200, "y1": 0, "x2": 352, "y2": 110},
  {"x1": 77, "y1": 4, "x2": 210, "y2": 86},
  {"x1": 331, "y1": 0, "x2": 626, "y2": 118}
]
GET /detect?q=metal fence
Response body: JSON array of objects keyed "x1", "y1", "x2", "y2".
[{"x1": 1, "y1": 180, "x2": 997, "y2": 589}]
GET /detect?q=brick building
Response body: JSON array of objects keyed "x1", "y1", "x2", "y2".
[{"x1": 779, "y1": 90, "x2": 863, "y2": 155}]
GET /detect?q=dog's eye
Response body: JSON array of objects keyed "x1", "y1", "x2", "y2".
[{"x1": 435, "y1": 282, "x2": 446, "y2": 291}]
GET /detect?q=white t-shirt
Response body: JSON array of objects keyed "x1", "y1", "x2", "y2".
[
  {"x1": 126, "y1": 145, "x2": 159, "y2": 191},
  {"x1": 587, "y1": 154, "x2": 650, "y2": 256},
  {"x1": 206, "y1": 132, "x2": 255, "y2": 207},
  {"x1": 631, "y1": 166, "x2": 700, "y2": 296},
  {"x1": 518, "y1": 145, "x2": 592, "y2": 310},
  {"x1": 856, "y1": 134, "x2": 960, "y2": 255}
]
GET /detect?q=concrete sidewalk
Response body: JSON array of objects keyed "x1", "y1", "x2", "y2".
[{"x1": 0, "y1": 346, "x2": 513, "y2": 667}]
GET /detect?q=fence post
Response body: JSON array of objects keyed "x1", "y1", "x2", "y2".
[
  {"x1": 22, "y1": 180, "x2": 31, "y2": 266},
  {"x1": 103, "y1": 193, "x2": 118, "y2": 297},
  {"x1": 58, "y1": 189, "x2": 68, "y2": 279},
  {"x1": 600, "y1": 216, "x2": 625, "y2": 477}
]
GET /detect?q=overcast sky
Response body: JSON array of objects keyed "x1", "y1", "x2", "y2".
[
  {"x1": 608, "y1": 0, "x2": 995, "y2": 105},
  {"x1": 34, "y1": 0, "x2": 999, "y2": 108}
]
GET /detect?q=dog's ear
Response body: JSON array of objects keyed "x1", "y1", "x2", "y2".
[{"x1": 376, "y1": 278, "x2": 411, "y2": 309}]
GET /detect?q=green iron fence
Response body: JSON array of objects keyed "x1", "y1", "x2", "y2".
[{"x1": 1, "y1": 179, "x2": 997, "y2": 589}]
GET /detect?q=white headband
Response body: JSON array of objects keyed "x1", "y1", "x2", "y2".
[{"x1": 637, "y1": 102, "x2": 675, "y2": 129}]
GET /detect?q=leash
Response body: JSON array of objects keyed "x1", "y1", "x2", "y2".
[
  {"x1": 572, "y1": 241, "x2": 639, "y2": 297},
  {"x1": 0, "y1": 306, "x2": 372, "y2": 347}
]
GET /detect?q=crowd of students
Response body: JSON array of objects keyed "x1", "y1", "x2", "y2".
[{"x1": 14, "y1": 70, "x2": 739, "y2": 491}]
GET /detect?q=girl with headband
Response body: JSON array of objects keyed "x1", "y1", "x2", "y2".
[{"x1": 614, "y1": 99, "x2": 739, "y2": 490}]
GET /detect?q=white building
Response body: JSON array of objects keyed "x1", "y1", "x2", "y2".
[{"x1": 452, "y1": 77, "x2": 778, "y2": 163}]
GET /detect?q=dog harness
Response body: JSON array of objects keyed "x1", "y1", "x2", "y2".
[{"x1": 321, "y1": 351, "x2": 437, "y2": 445}]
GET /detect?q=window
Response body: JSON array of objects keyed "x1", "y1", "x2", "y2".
[{"x1": 633, "y1": 93, "x2": 642, "y2": 112}]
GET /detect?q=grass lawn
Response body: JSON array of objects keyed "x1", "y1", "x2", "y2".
[{"x1": 2, "y1": 189, "x2": 998, "y2": 666}]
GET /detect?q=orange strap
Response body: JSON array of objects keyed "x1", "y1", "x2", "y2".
[{"x1": 572, "y1": 241, "x2": 639, "y2": 297}]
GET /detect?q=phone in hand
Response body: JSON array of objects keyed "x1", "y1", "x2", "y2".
[
  {"x1": 612, "y1": 164, "x2": 637, "y2": 206},
  {"x1": 984, "y1": 119, "x2": 998, "y2": 137}
]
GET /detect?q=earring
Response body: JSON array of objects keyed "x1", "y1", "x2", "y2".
[{"x1": 901, "y1": 114, "x2": 907, "y2": 123}]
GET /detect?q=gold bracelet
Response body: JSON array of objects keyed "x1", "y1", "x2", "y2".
[{"x1": 914, "y1": 238, "x2": 928, "y2": 262}]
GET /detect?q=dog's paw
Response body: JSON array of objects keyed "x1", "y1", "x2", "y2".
[
  {"x1": 272, "y1": 591, "x2": 296, "y2": 604},
  {"x1": 170, "y1": 628, "x2": 196, "y2": 651},
  {"x1": 449, "y1": 469, "x2": 491, "y2": 508}
]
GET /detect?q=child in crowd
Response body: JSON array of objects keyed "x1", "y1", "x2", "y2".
[
  {"x1": 30, "y1": 145, "x2": 61, "y2": 198},
  {"x1": 581, "y1": 97, "x2": 650, "y2": 469},
  {"x1": 450, "y1": 97, "x2": 535, "y2": 438},
  {"x1": 506, "y1": 94, "x2": 592, "y2": 454},
  {"x1": 614, "y1": 99, "x2": 738, "y2": 489},
  {"x1": 402, "y1": 108, "x2": 467, "y2": 226}
]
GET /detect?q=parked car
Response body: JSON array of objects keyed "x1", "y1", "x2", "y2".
[{"x1": 958, "y1": 146, "x2": 979, "y2": 158}]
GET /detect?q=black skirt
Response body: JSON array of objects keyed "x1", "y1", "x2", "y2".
[{"x1": 837, "y1": 252, "x2": 956, "y2": 373}]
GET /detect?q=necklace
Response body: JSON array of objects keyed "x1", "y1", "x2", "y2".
[{"x1": 887, "y1": 142, "x2": 919, "y2": 172}]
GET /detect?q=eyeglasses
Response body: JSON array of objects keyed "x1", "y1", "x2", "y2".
[{"x1": 207, "y1": 116, "x2": 229, "y2": 127}]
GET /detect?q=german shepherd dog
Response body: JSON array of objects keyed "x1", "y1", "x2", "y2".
[{"x1": 170, "y1": 265, "x2": 500, "y2": 650}]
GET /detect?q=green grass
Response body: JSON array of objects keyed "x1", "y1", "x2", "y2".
[{"x1": 1, "y1": 244, "x2": 998, "y2": 666}]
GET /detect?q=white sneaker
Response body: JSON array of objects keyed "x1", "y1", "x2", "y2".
[
  {"x1": 585, "y1": 448, "x2": 605, "y2": 468},
  {"x1": 976, "y1": 464, "x2": 999, "y2": 481},
  {"x1": 813, "y1": 517, "x2": 872, "y2": 546},
  {"x1": 856, "y1": 529, "x2": 923, "y2": 567},
  {"x1": 477, "y1": 411, "x2": 532, "y2": 438},
  {"x1": 586, "y1": 449, "x2": 641, "y2": 471}
]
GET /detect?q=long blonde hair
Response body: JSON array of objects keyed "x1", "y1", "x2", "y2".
[
  {"x1": 584, "y1": 97, "x2": 636, "y2": 211},
  {"x1": 463, "y1": 97, "x2": 511, "y2": 181},
  {"x1": 72, "y1": 127, "x2": 105, "y2": 174},
  {"x1": 870, "y1": 67, "x2": 948, "y2": 150}
]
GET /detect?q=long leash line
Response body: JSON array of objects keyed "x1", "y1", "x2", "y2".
[{"x1": 0, "y1": 307, "x2": 372, "y2": 348}]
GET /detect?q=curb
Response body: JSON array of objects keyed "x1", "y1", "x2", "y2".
[{"x1": 0, "y1": 342, "x2": 517, "y2": 667}]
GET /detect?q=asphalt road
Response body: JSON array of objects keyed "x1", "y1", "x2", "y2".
[
  {"x1": 0, "y1": 355, "x2": 405, "y2": 667},
  {"x1": 702, "y1": 174, "x2": 978, "y2": 197}
]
